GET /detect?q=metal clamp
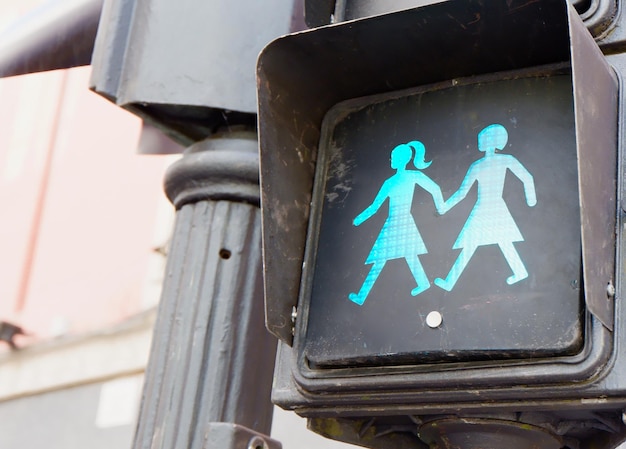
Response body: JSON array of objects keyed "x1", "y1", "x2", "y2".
[{"x1": 202, "y1": 423, "x2": 281, "y2": 449}]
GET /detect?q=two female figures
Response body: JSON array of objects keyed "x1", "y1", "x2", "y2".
[{"x1": 349, "y1": 124, "x2": 537, "y2": 306}]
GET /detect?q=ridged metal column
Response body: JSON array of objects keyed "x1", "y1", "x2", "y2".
[{"x1": 133, "y1": 132, "x2": 278, "y2": 449}]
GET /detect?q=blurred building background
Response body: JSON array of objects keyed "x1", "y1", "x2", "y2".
[{"x1": 0, "y1": 0, "x2": 351, "y2": 447}]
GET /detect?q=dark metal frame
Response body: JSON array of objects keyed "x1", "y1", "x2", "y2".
[
  {"x1": 293, "y1": 63, "x2": 613, "y2": 392},
  {"x1": 303, "y1": 0, "x2": 619, "y2": 40}
]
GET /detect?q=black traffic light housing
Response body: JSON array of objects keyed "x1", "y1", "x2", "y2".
[{"x1": 258, "y1": 0, "x2": 626, "y2": 446}]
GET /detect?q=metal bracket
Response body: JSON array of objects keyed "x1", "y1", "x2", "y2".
[{"x1": 202, "y1": 423, "x2": 281, "y2": 449}]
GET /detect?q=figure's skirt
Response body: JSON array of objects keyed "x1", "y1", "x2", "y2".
[
  {"x1": 453, "y1": 200, "x2": 523, "y2": 249},
  {"x1": 365, "y1": 216, "x2": 427, "y2": 264}
]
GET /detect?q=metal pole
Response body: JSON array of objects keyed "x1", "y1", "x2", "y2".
[
  {"x1": 87, "y1": 1, "x2": 301, "y2": 449},
  {"x1": 132, "y1": 131, "x2": 279, "y2": 449}
]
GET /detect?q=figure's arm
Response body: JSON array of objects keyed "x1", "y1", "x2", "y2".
[
  {"x1": 353, "y1": 181, "x2": 389, "y2": 226},
  {"x1": 507, "y1": 156, "x2": 537, "y2": 207},
  {"x1": 414, "y1": 172, "x2": 445, "y2": 214},
  {"x1": 440, "y1": 166, "x2": 477, "y2": 214}
]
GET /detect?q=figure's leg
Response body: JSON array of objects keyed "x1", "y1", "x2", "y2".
[
  {"x1": 434, "y1": 245, "x2": 477, "y2": 292},
  {"x1": 499, "y1": 242, "x2": 528, "y2": 285},
  {"x1": 349, "y1": 261, "x2": 385, "y2": 305},
  {"x1": 406, "y1": 255, "x2": 430, "y2": 296}
]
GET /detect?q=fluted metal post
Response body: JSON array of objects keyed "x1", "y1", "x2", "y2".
[{"x1": 132, "y1": 132, "x2": 278, "y2": 449}]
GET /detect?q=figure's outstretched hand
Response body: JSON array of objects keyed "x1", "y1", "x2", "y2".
[
  {"x1": 353, "y1": 180, "x2": 389, "y2": 226},
  {"x1": 432, "y1": 195, "x2": 446, "y2": 216},
  {"x1": 436, "y1": 199, "x2": 453, "y2": 215},
  {"x1": 526, "y1": 189, "x2": 537, "y2": 207},
  {"x1": 353, "y1": 212, "x2": 367, "y2": 227}
]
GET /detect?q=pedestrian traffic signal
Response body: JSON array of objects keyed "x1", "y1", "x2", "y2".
[
  {"x1": 305, "y1": 75, "x2": 585, "y2": 369},
  {"x1": 258, "y1": 0, "x2": 626, "y2": 445}
]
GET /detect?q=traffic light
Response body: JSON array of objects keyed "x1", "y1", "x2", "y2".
[{"x1": 258, "y1": 0, "x2": 626, "y2": 445}]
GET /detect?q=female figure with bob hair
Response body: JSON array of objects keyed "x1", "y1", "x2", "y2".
[
  {"x1": 349, "y1": 140, "x2": 444, "y2": 306},
  {"x1": 434, "y1": 124, "x2": 537, "y2": 292}
]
